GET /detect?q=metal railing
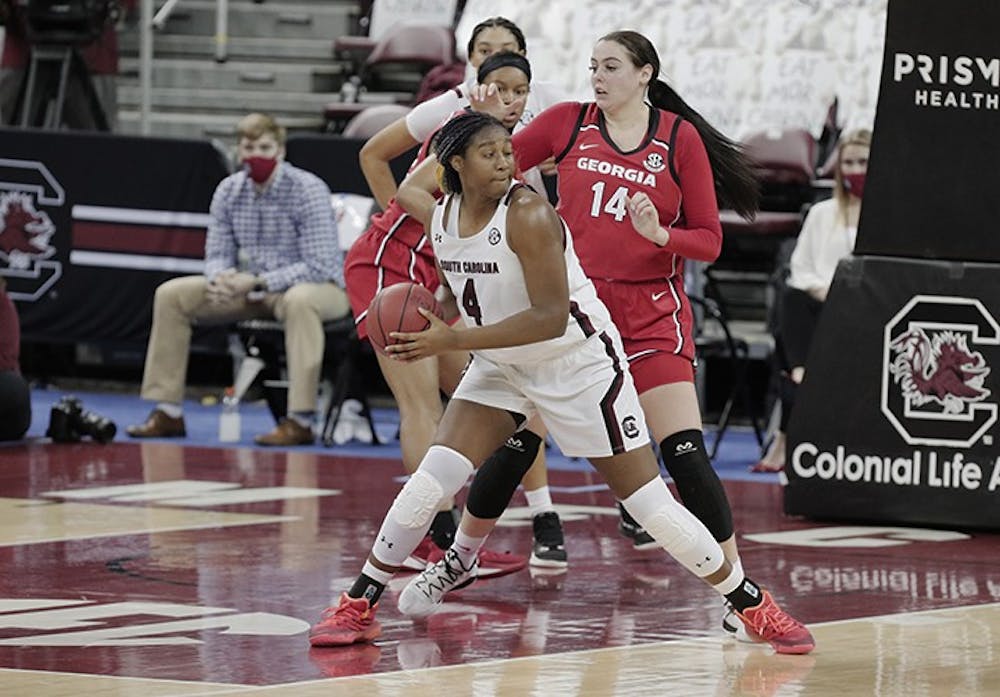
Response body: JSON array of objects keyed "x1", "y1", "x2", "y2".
[{"x1": 139, "y1": 0, "x2": 229, "y2": 135}]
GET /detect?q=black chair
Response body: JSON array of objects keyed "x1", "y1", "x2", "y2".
[
  {"x1": 235, "y1": 315, "x2": 380, "y2": 446},
  {"x1": 690, "y1": 295, "x2": 765, "y2": 459}
]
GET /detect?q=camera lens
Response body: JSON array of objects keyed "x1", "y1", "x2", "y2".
[{"x1": 76, "y1": 408, "x2": 117, "y2": 444}]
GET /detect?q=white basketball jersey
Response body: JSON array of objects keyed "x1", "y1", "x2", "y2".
[{"x1": 430, "y1": 183, "x2": 613, "y2": 364}]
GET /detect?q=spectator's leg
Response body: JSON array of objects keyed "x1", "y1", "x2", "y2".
[{"x1": 275, "y1": 282, "x2": 350, "y2": 414}]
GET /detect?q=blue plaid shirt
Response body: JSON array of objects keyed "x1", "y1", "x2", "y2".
[{"x1": 204, "y1": 162, "x2": 343, "y2": 291}]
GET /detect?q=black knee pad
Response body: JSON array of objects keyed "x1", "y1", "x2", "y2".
[
  {"x1": 659, "y1": 429, "x2": 733, "y2": 541},
  {"x1": 465, "y1": 430, "x2": 542, "y2": 520}
]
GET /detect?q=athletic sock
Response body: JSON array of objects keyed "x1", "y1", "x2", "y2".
[
  {"x1": 716, "y1": 567, "x2": 764, "y2": 612},
  {"x1": 525, "y1": 486, "x2": 555, "y2": 517},
  {"x1": 451, "y1": 528, "x2": 486, "y2": 568},
  {"x1": 157, "y1": 402, "x2": 182, "y2": 419},
  {"x1": 290, "y1": 411, "x2": 314, "y2": 429},
  {"x1": 349, "y1": 562, "x2": 394, "y2": 605}
]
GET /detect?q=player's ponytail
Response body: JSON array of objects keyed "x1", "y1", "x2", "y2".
[{"x1": 603, "y1": 31, "x2": 760, "y2": 220}]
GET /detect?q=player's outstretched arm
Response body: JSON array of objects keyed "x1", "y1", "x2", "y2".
[{"x1": 396, "y1": 155, "x2": 441, "y2": 229}]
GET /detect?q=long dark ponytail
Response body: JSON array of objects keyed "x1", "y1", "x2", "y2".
[{"x1": 601, "y1": 31, "x2": 759, "y2": 220}]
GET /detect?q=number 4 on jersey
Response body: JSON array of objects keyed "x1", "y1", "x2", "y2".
[
  {"x1": 462, "y1": 278, "x2": 483, "y2": 326},
  {"x1": 590, "y1": 181, "x2": 630, "y2": 222}
]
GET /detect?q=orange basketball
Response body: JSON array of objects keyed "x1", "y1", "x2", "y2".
[{"x1": 365, "y1": 282, "x2": 442, "y2": 355}]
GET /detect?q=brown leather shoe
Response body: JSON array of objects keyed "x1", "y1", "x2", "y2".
[
  {"x1": 254, "y1": 417, "x2": 314, "y2": 446},
  {"x1": 126, "y1": 409, "x2": 186, "y2": 438}
]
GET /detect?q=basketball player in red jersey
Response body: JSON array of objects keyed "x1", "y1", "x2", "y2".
[
  {"x1": 344, "y1": 51, "x2": 566, "y2": 571},
  {"x1": 433, "y1": 30, "x2": 798, "y2": 645}
]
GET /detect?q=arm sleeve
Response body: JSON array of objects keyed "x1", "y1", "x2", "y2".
[
  {"x1": 405, "y1": 89, "x2": 464, "y2": 142},
  {"x1": 627, "y1": 120, "x2": 723, "y2": 276},
  {"x1": 203, "y1": 178, "x2": 237, "y2": 281},
  {"x1": 512, "y1": 101, "x2": 581, "y2": 171},
  {"x1": 260, "y1": 176, "x2": 343, "y2": 291}
]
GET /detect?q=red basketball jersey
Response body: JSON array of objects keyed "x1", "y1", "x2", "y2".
[{"x1": 513, "y1": 101, "x2": 724, "y2": 362}]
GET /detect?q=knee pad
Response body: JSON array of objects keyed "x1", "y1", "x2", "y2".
[
  {"x1": 623, "y1": 479, "x2": 724, "y2": 577},
  {"x1": 659, "y1": 430, "x2": 733, "y2": 541},
  {"x1": 388, "y1": 445, "x2": 473, "y2": 529},
  {"x1": 466, "y1": 430, "x2": 542, "y2": 520}
]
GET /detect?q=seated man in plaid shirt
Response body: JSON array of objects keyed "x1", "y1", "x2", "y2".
[{"x1": 128, "y1": 112, "x2": 349, "y2": 446}]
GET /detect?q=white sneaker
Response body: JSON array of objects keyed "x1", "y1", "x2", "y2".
[
  {"x1": 397, "y1": 549, "x2": 478, "y2": 617},
  {"x1": 722, "y1": 601, "x2": 765, "y2": 644}
]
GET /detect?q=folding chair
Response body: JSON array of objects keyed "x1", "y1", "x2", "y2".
[
  {"x1": 690, "y1": 295, "x2": 765, "y2": 459},
  {"x1": 234, "y1": 316, "x2": 380, "y2": 446}
]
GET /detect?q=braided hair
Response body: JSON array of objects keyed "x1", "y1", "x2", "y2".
[
  {"x1": 432, "y1": 112, "x2": 507, "y2": 195},
  {"x1": 600, "y1": 30, "x2": 760, "y2": 220}
]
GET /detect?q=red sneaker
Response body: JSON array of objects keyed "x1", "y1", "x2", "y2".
[
  {"x1": 735, "y1": 590, "x2": 815, "y2": 655},
  {"x1": 477, "y1": 548, "x2": 528, "y2": 578},
  {"x1": 400, "y1": 536, "x2": 441, "y2": 573},
  {"x1": 308, "y1": 593, "x2": 382, "y2": 647}
]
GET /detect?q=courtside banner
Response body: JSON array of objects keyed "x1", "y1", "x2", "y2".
[
  {"x1": 785, "y1": 256, "x2": 1000, "y2": 530},
  {"x1": 0, "y1": 128, "x2": 228, "y2": 345},
  {"x1": 855, "y1": 0, "x2": 1000, "y2": 262}
]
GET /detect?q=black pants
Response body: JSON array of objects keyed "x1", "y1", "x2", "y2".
[
  {"x1": 781, "y1": 287, "x2": 824, "y2": 369},
  {"x1": 0, "y1": 370, "x2": 31, "y2": 441},
  {"x1": 776, "y1": 287, "x2": 824, "y2": 431}
]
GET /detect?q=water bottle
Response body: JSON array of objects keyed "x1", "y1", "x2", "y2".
[
  {"x1": 340, "y1": 76, "x2": 360, "y2": 103},
  {"x1": 218, "y1": 387, "x2": 241, "y2": 442}
]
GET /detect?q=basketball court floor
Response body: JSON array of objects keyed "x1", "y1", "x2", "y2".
[{"x1": 1, "y1": 404, "x2": 998, "y2": 696}]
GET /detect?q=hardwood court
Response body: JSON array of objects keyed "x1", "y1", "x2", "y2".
[{"x1": 1, "y1": 440, "x2": 997, "y2": 696}]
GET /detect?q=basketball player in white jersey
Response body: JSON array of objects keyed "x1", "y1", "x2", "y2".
[{"x1": 308, "y1": 112, "x2": 814, "y2": 655}]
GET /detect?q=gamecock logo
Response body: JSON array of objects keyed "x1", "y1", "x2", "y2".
[
  {"x1": 0, "y1": 157, "x2": 65, "y2": 300},
  {"x1": 881, "y1": 295, "x2": 998, "y2": 447},
  {"x1": 0, "y1": 192, "x2": 56, "y2": 268}
]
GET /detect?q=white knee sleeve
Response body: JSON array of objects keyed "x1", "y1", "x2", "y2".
[
  {"x1": 388, "y1": 445, "x2": 474, "y2": 529},
  {"x1": 372, "y1": 446, "x2": 474, "y2": 568},
  {"x1": 622, "y1": 477, "x2": 725, "y2": 578}
]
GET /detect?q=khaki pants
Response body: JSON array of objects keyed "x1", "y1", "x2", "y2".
[{"x1": 140, "y1": 276, "x2": 349, "y2": 413}]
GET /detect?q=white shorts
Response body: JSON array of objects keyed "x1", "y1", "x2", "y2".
[{"x1": 452, "y1": 330, "x2": 650, "y2": 458}]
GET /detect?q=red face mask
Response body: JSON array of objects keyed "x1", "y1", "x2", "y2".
[
  {"x1": 844, "y1": 172, "x2": 866, "y2": 199},
  {"x1": 244, "y1": 156, "x2": 278, "y2": 184}
]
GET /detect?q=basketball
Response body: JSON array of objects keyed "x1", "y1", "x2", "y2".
[{"x1": 365, "y1": 282, "x2": 442, "y2": 355}]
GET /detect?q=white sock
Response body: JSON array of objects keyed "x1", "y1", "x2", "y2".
[
  {"x1": 157, "y1": 402, "x2": 182, "y2": 419},
  {"x1": 451, "y1": 528, "x2": 486, "y2": 568},
  {"x1": 712, "y1": 563, "x2": 744, "y2": 596},
  {"x1": 524, "y1": 486, "x2": 554, "y2": 517},
  {"x1": 360, "y1": 560, "x2": 394, "y2": 586},
  {"x1": 729, "y1": 557, "x2": 744, "y2": 582},
  {"x1": 290, "y1": 411, "x2": 314, "y2": 429}
]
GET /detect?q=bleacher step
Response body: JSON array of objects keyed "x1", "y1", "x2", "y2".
[
  {"x1": 119, "y1": 57, "x2": 345, "y2": 93},
  {"x1": 151, "y1": 0, "x2": 353, "y2": 41},
  {"x1": 120, "y1": 33, "x2": 336, "y2": 63},
  {"x1": 118, "y1": 86, "x2": 341, "y2": 116}
]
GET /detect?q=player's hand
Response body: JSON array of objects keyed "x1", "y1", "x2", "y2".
[
  {"x1": 468, "y1": 82, "x2": 509, "y2": 121},
  {"x1": 537, "y1": 156, "x2": 558, "y2": 176},
  {"x1": 626, "y1": 192, "x2": 668, "y2": 246},
  {"x1": 386, "y1": 308, "x2": 456, "y2": 361}
]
